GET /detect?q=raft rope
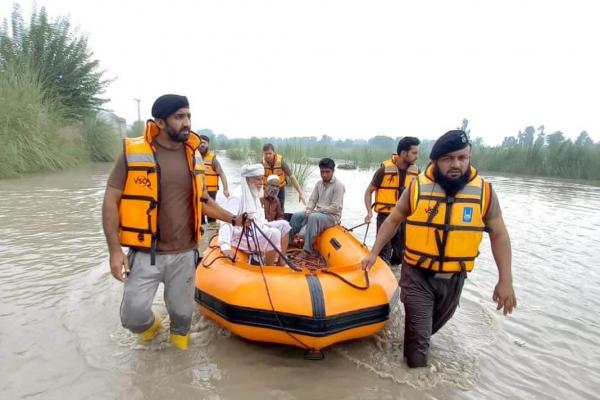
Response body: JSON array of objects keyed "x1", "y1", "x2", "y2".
[
  {"x1": 321, "y1": 269, "x2": 370, "y2": 291},
  {"x1": 342, "y1": 222, "x2": 371, "y2": 246},
  {"x1": 345, "y1": 221, "x2": 369, "y2": 231},
  {"x1": 201, "y1": 229, "x2": 247, "y2": 268},
  {"x1": 247, "y1": 222, "x2": 323, "y2": 358},
  {"x1": 249, "y1": 221, "x2": 301, "y2": 271}
]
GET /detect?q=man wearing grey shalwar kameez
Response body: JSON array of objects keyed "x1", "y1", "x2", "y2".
[{"x1": 290, "y1": 158, "x2": 345, "y2": 255}]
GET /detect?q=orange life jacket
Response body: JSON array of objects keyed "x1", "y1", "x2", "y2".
[
  {"x1": 403, "y1": 164, "x2": 492, "y2": 272},
  {"x1": 119, "y1": 120, "x2": 205, "y2": 257},
  {"x1": 263, "y1": 153, "x2": 286, "y2": 187},
  {"x1": 202, "y1": 150, "x2": 219, "y2": 192},
  {"x1": 373, "y1": 154, "x2": 419, "y2": 213}
]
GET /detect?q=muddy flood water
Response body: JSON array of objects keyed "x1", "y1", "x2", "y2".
[{"x1": 1, "y1": 157, "x2": 599, "y2": 399}]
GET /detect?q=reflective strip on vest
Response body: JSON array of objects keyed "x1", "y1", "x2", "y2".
[
  {"x1": 419, "y1": 182, "x2": 483, "y2": 197},
  {"x1": 126, "y1": 153, "x2": 155, "y2": 164}
]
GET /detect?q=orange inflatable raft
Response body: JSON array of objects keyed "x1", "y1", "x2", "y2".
[{"x1": 194, "y1": 225, "x2": 399, "y2": 351}]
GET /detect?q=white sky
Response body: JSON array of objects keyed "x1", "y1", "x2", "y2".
[{"x1": 2, "y1": 0, "x2": 599, "y2": 145}]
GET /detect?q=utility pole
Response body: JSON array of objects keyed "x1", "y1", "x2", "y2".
[{"x1": 133, "y1": 98, "x2": 141, "y2": 122}]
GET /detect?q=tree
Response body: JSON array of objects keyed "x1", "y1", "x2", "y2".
[
  {"x1": 502, "y1": 136, "x2": 517, "y2": 148},
  {"x1": 518, "y1": 126, "x2": 535, "y2": 147},
  {"x1": 367, "y1": 135, "x2": 395, "y2": 149},
  {"x1": 546, "y1": 131, "x2": 565, "y2": 148},
  {"x1": 575, "y1": 131, "x2": 593, "y2": 147},
  {"x1": 126, "y1": 120, "x2": 144, "y2": 138},
  {"x1": 0, "y1": 4, "x2": 109, "y2": 119},
  {"x1": 458, "y1": 118, "x2": 471, "y2": 139},
  {"x1": 319, "y1": 134, "x2": 333, "y2": 146}
]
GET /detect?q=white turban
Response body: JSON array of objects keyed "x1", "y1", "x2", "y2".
[
  {"x1": 241, "y1": 163, "x2": 264, "y2": 177},
  {"x1": 266, "y1": 174, "x2": 279, "y2": 183},
  {"x1": 238, "y1": 163, "x2": 266, "y2": 222}
]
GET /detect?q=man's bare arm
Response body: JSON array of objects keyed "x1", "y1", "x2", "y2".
[
  {"x1": 202, "y1": 187, "x2": 247, "y2": 226},
  {"x1": 364, "y1": 184, "x2": 376, "y2": 223},
  {"x1": 289, "y1": 175, "x2": 306, "y2": 205},
  {"x1": 102, "y1": 186, "x2": 129, "y2": 282},
  {"x1": 487, "y1": 215, "x2": 517, "y2": 315},
  {"x1": 214, "y1": 158, "x2": 230, "y2": 197}
]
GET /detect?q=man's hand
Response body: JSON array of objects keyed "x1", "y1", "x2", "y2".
[
  {"x1": 365, "y1": 211, "x2": 372, "y2": 224},
  {"x1": 299, "y1": 193, "x2": 306, "y2": 205},
  {"x1": 361, "y1": 253, "x2": 377, "y2": 271},
  {"x1": 109, "y1": 250, "x2": 129, "y2": 283},
  {"x1": 234, "y1": 213, "x2": 253, "y2": 228},
  {"x1": 493, "y1": 280, "x2": 517, "y2": 315},
  {"x1": 223, "y1": 189, "x2": 230, "y2": 198}
]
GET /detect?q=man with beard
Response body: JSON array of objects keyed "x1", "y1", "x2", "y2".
[
  {"x1": 361, "y1": 130, "x2": 517, "y2": 368},
  {"x1": 218, "y1": 164, "x2": 291, "y2": 266},
  {"x1": 290, "y1": 158, "x2": 345, "y2": 256},
  {"x1": 102, "y1": 94, "x2": 250, "y2": 351},
  {"x1": 262, "y1": 175, "x2": 284, "y2": 222},
  {"x1": 199, "y1": 134, "x2": 230, "y2": 224},
  {"x1": 364, "y1": 136, "x2": 420, "y2": 265}
]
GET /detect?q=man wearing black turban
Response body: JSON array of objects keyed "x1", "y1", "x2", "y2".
[
  {"x1": 362, "y1": 129, "x2": 517, "y2": 368},
  {"x1": 102, "y1": 94, "x2": 249, "y2": 351}
]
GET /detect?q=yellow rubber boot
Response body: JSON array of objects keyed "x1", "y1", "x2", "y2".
[
  {"x1": 170, "y1": 333, "x2": 190, "y2": 350},
  {"x1": 138, "y1": 311, "x2": 163, "y2": 342}
]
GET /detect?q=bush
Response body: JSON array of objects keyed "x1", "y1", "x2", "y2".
[
  {"x1": 0, "y1": 62, "x2": 82, "y2": 178},
  {"x1": 82, "y1": 115, "x2": 120, "y2": 162}
]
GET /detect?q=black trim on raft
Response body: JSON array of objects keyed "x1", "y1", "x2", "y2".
[
  {"x1": 306, "y1": 275, "x2": 325, "y2": 319},
  {"x1": 195, "y1": 289, "x2": 392, "y2": 337}
]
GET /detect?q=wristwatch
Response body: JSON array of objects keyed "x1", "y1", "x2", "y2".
[{"x1": 231, "y1": 215, "x2": 237, "y2": 226}]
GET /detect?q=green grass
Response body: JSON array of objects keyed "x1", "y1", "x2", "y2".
[
  {"x1": 287, "y1": 159, "x2": 315, "y2": 188},
  {"x1": 0, "y1": 62, "x2": 119, "y2": 179}
]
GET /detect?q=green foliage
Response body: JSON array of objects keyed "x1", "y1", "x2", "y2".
[
  {"x1": 215, "y1": 124, "x2": 599, "y2": 181},
  {"x1": 0, "y1": 4, "x2": 109, "y2": 119},
  {"x1": 0, "y1": 5, "x2": 119, "y2": 179},
  {"x1": 287, "y1": 159, "x2": 315, "y2": 188},
  {"x1": 127, "y1": 120, "x2": 144, "y2": 138},
  {"x1": 473, "y1": 126, "x2": 600, "y2": 180},
  {"x1": 82, "y1": 115, "x2": 120, "y2": 162},
  {"x1": 0, "y1": 61, "x2": 82, "y2": 178}
]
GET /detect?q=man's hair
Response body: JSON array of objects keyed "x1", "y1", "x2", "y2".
[
  {"x1": 397, "y1": 136, "x2": 420, "y2": 154},
  {"x1": 262, "y1": 143, "x2": 275, "y2": 152},
  {"x1": 318, "y1": 158, "x2": 335, "y2": 169},
  {"x1": 199, "y1": 135, "x2": 210, "y2": 142}
]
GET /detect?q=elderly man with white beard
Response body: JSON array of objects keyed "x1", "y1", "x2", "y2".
[{"x1": 218, "y1": 164, "x2": 292, "y2": 266}]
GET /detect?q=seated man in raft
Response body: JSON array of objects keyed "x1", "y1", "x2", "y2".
[
  {"x1": 218, "y1": 164, "x2": 291, "y2": 265},
  {"x1": 262, "y1": 174, "x2": 285, "y2": 222},
  {"x1": 290, "y1": 158, "x2": 345, "y2": 256}
]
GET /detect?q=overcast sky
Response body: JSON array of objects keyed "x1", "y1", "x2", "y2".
[{"x1": 2, "y1": 0, "x2": 599, "y2": 144}]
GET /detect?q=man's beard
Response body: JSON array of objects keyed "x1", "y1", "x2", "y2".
[
  {"x1": 434, "y1": 164, "x2": 470, "y2": 197},
  {"x1": 264, "y1": 186, "x2": 279, "y2": 199},
  {"x1": 167, "y1": 126, "x2": 190, "y2": 142},
  {"x1": 249, "y1": 185, "x2": 264, "y2": 199},
  {"x1": 199, "y1": 146, "x2": 208, "y2": 155}
]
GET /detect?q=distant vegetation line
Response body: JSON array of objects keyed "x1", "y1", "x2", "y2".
[{"x1": 198, "y1": 123, "x2": 600, "y2": 181}]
